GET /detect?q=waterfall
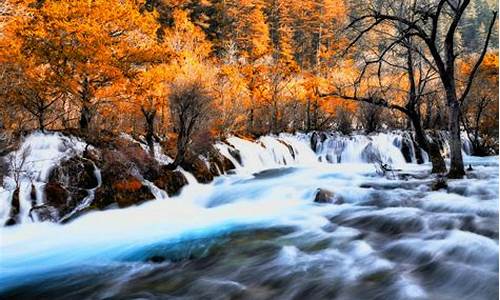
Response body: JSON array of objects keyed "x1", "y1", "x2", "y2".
[
  {"x1": 0, "y1": 132, "x2": 497, "y2": 299},
  {"x1": 0, "y1": 130, "x2": 477, "y2": 226}
]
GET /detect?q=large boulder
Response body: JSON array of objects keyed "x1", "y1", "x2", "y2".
[
  {"x1": 37, "y1": 156, "x2": 98, "y2": 221},
  {"x1": 94, "y1": 148, "x2": 155, "y2": 208},
  {"x1": 95, "y1": 176, "x2": 154, "y2": 208},
  {"x1": 51, "y1": 156, "x2": 98, "y2": 190}
]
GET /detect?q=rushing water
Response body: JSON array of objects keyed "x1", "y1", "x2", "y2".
[{"x1": 0, "y1": 132, "x2": 498, "y2": 299}]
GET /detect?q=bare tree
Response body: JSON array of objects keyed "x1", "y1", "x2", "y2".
[
  {"x1": 321, "y1": 35, "x2": 447, "y2": 173},
  {"x1": 462, "y1": 95, "x2": 497, "y2": 155},
  {"x1": 357, "y1": 102, "x2": 383, "y2": 133},
  {"x1": 324, "y1": 0, "x2": 496, "y2": 177},
  {"x1": 168, "y1": 80, "x2": 214, "y2": 168}
]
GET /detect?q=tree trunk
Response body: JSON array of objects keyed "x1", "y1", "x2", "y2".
[
  {"x1": 409, "y1": 112, "x2": 447, "y2": 174},
  {"x1": 142, "y1": 108, "x2": 156, "y2": 156},
  {"x1": 171, "y1": 133, "x2": 188, "y2": 169},
  {"x1": 38, "y1": 111, "x2": 45, "y2": 132},
  {"x1": 79, "y1": 77, "x2": 93, "y2": 132},
  {"x1": 79, "y1": 104, "x2": 92, "y2": 132},
  {"x1": 306, "y1": 98, "x2": 311, "y2": 131},
  {"x1": 447, "y1": 101, "x2": 465, "y2": 178}
]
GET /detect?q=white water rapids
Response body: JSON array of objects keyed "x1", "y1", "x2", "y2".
[{"x1": 0, "y1": 131, "x2": 497, "y2": 299}]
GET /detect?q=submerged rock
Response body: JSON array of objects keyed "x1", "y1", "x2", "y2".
[
  {"x1": 431, "y1": 178, "x2": 448, "y2": 191},
  {"x1": 253, "y1": 168, "x2": 297, "y2": 180},
  {"x1": 314, "y1": 188, "x2": 343, "y2": 204}
]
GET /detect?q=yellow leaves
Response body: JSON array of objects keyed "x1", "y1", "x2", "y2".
[{"x1": 163, "y1": 9, "x2": 212, "y2": 61}]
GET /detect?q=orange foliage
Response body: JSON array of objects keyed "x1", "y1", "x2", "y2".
[{"x1": 113, "y1": 178, "x2": 143, "y2": 192}]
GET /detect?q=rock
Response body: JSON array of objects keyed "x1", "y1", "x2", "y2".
[
  {"x1": 253, "y1": 168, "x2": 297, "y2": 180},
  {"x1": 278, "y1": 139, "x2": 295, "y2": 159},
  {"x1": 29, "y1": 205, "x2": 59, "y2": 222},
  {"x1": 148, "y1": 255, "x2": 166, "y2": 263},
  {"x1": 181, "y1": 156, "x2": 214, "y2": 184},
  {"x1": 400, "y1": 137, "x2": 413, "y2": 163},
  {"x1": 227, "y1": 146, "x2": 242, "y2": 165},
  {"x1": 431, "y1": 177, "x2": 448, "y2": 191},
  {"x1": 206, "y1": 146, "x2": 236, "y2": 176},
  {"x1": 361, "y1": 142, "x2": 383, "y2": 163},
  {"x1": 95, "y1": 176, "x2": 155, "y2": 208},
  {"x1": 45, "y1": 155, "x2": 98, "y2": 219},
  {"x1": 314, "y1": 188, "x2": 343, "y2": 204},
  {"x1": 58, "y1": 156, "x2": 98, "y2": 189},
  {"x1": 4, "y1": 218, "x2": 16, "y2": 226},
  {"x1": 153, "y1": 166, "x2": 188, "y2": 197},
  {"x1": 5, "y1": 187, "x2": 20, "y2": 226},
  {"x1": 44, "y1": 181, "x2": 69, "y2": 208},
  {"x1": 310, "y1": 132, "x2": 327, "y2": 153},
  {"x1": 30, "y1": 184, "x2": 37, "y2": 206}
]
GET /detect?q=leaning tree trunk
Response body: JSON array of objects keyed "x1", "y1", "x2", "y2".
[
  {"x1": 447, "y1": 101, "x2": 465, "y2": 178},
  {"x1": 409, "y1": 112, "x2": 447, "y2": 174}
]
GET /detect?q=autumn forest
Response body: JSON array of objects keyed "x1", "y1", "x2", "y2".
[
  {"x1": 0, "y1": 1, "x2": 500, "y2": 298},
  {"x1": 0, "y1": 0, "x2": 497, "y2": 178}
]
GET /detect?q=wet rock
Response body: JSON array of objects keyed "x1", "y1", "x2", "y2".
[
  {"x1": 180, "y1": 156, "x2": 213, "y2": 183},
  {"x1": 278, "y1": 139, "x2": 295, "y2": 159},
  {"x1": 206, "y1": 146, "x2": 236, "y2": 176},
  {"x1": 44, "y1": 155, "x2": 98, "y2": 220},
  {"x1": 431, "y1": 177, "x2": 448, "y2": 191},
  {"x1": 153, "y1": 166, "x2": 188, "y2": 197},
  {"x1": 30, "y1": 184, "x2": 37, "y2": 206},
  {"x1": 332, "y1": 213, "x2": 424, "y2": 235},
  {"x1": 95, "y1": 176, "x2": 154, "y2": 208},
  {"x1": 5, "y1": 187, "x2": 21, "y2": 226},
  {"x1": 45, "y1": 182, "x2": 69, "y2": 208},
  {"x1": 148, "y1": 255, "x2": 166, "y2": 263},
  {"x1": 314, "y1": 188, "x2": 343, "y2": 204},
  {"x1": 29, "y1": 204, "x2": 59, "y2": 222},
  {"x1": 400, "y1": 137, "x2": 413, "y2": 163},
  {"x1": 252, "y1": 167, "x2": 297, "y2": 180},
  {"x1": 4, "y1": 218, "x2": 16, "y2": 226},
  {"x1": 361, "y1": 142, "x2": 382, "y2": 163},
  {"x1": 59, "y1": 157, "x2": 99, "y2": 190},
  {"x1": 226, "y1": 146, "x2": 242, "y2": 165},
  {"x1": 310, "y1": 132, "x2": 327, "y2": 153}
]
